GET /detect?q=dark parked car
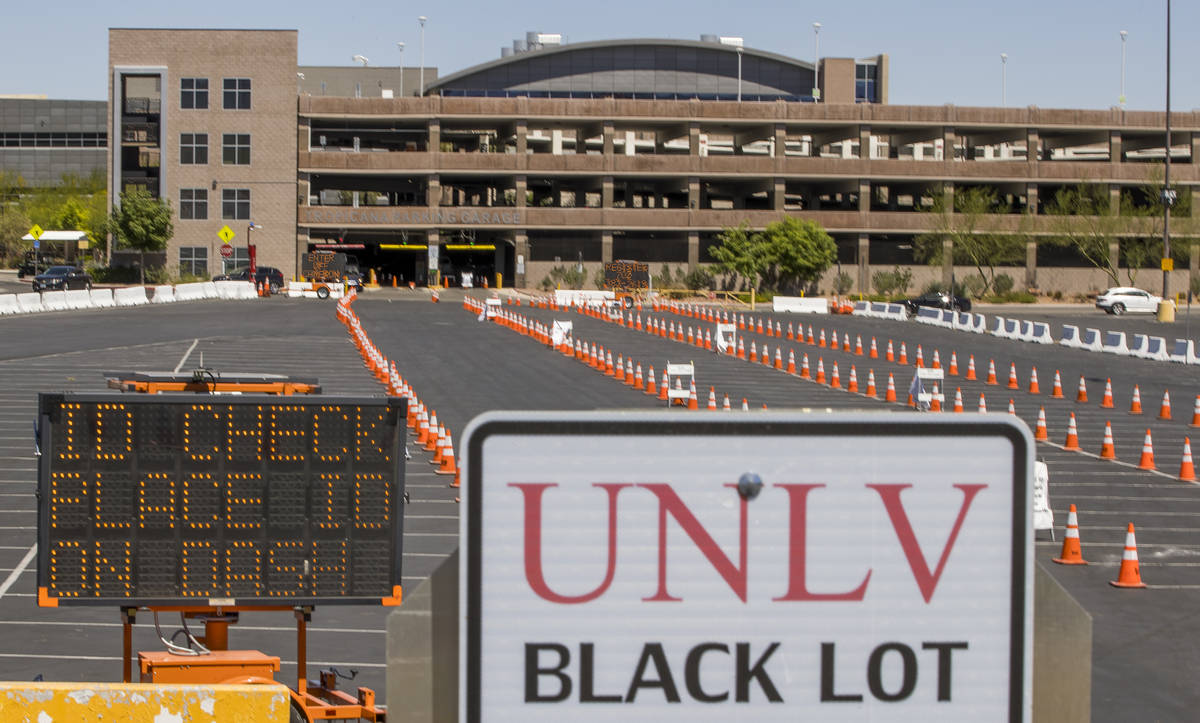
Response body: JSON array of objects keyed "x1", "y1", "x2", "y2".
[
  {"x1": 213, "y1": 266, "x2": 285, "y2": 292},
  {"x1": 904, "y1": 290, "x2": 971, "y2": 315},
  {"x1": 31, "y1": 266, "x2": 92, "y2": 292}
]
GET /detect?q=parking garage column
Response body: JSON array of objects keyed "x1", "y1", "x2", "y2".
[
  {"x1": 773, "y1": 178, "x2": 786, "y2": 211},
  {"x1": 514, "y1": 230, "x2": 529, "y2": 288},
  {"x1": 1109, "y1": 184, "x2": 1121, "y2": 215},
  {"x1": 1025, "y1": 183, "x2": 1038, "y2": 214},
  {"x1": 1025, "y1": 240, "x2": 1037, "y2": 290},
  {"x1": 942, "y1": 238, "x2": 954, "y2": 289},
  {"x1": 602, "y1": 176, "x2": 614, "y2": 208},
  {"x1": 515, "y1": 176, "x2": 527, "y2": 208},
  {"x1": 1192, "y1": 132, "x2": 1200, "y2": 163},
  {"x1": 515, "y1": 120, "x2": 528, "y2": 155},
  {"x1": 689, "y1": 122, "x2": 701, "y2": 155},
  {"x1": 858, "y1": 180, "x2": 870, "y2": 212},
  {"x1": 427, "y1": 175, "x2": 441, "y2": 207},
  {"x1": 857, "y1": 234, "x2": 869, "y2": 293},
  {"x1": 942, "y1": 181, "x2": 954, "y2": 210},
  {"x1": 1109, "y1": 131, "x2": 1123, "y2": 163},
  {"x1": 1026, "y1": 129, "x2": 1040, "y2": 162},
  {"x1": 859, "y1": 125, "x2": 871, "y2": 159},
  {"x1": 428, "y1": 119, "x2": 440, "y2": 152},
  {"x1": 603, "y1": 121, "x2": 615, "y2": 156},
  {"x1": 942, "y1": 127, "x2": 956, "y2": 161},
  {"x1": 601, "y1": 231, "x2": 613, "y2": 264},
  {"x1": 688, "y1": 231, "x2": 699, "y2": 271}
]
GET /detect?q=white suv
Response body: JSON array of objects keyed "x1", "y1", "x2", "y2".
[{"x1": 1095, "y1": 287, "x2": 1162, "y2": 315}]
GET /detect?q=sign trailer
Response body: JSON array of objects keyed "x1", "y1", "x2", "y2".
[{"x1": 461, "y1": 412, "x2": 1033, "y2": 722}]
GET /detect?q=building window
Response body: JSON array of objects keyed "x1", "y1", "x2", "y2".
[
  {"x1": 855, "y1": 64, "x2": 878, "y2": 103},
  {"x1": 223, "y1": 78, "x2": 251, "y2": 110},
  {"x1": 223, "y1": 247, "x2": 249, "y2": 274},
  {"x1": 181, "y1": 78, "x2": 209, "y2": 109},
  {"x1": 179, "y1": 189, "x2": 208, "y2": 220},
  {"x1": 180, "y1": 133, "x2": 208, "y2": 164},
  {"x1": 222, "y1": 133, "x2": 251, "y2": 165},
  {"x1": 180, "y1": 246, "x2": 208, "y2": 276},
  {"x1": 222, "y1": 188, "x2": 250, "y2": 220}
]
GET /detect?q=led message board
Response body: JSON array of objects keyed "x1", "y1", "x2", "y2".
[{"x1": 36, "y1": 394, "x2": 405, "y2": 607}]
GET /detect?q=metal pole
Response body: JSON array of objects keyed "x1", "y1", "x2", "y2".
[
  {"x1": 418, "y1": 16, "x2": 427, "y2": 96},
  {"x1": 1119, "y1": 30, "x2": 1128, "y2": 107},
  {"x1": 812, "y1": 23, "x2": 821, "y2": 100},
  {"x1": 1000, "y1": 53, "x2": 1007, "y2": 107},
  {"x1": 1163, "y1": 0, "x2": 1172, "y2": 301}
]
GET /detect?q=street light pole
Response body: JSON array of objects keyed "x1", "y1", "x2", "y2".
[
  {"x1": 397, "y1": 42, "x2": 405, "y2": 97},
  {"x1": 1000, "y1": 53, "x2": 1007, "y2": 107},
  {"x1": 247, "y1": 222, "x2": 262, "y2": 275},
  {"x1": 1162, "y1": 0, "x2": 1174, "y2": 307},
  {"x1": 1119, "y1": 30, "x2": 1128, "y2": 107},
  {"x1": 418, "y1": 16, "x2": 428, "y2": 96},
  {"x1": 812, "y1": 22, "x2": 821, "y2": 100}
]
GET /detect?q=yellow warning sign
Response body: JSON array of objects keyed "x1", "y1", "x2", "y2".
[
  {"x1": 218, "y1": 225, "x2": 236, "y2": 243},
  {"x1": 28, "y1": 224, "x2": 43, "y2": 240}
]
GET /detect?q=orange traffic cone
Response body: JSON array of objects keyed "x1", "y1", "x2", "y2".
[
  {"x1": 886, "y1": 340, "x2": 895, "y2": 362},
  {"x1": 977, "y1": 394, "x2": 987, "y2": 414},
  {"x1": 1100, "y1": 378, "x2": 1114, "y2": 408},
  {"x1": 966, "y1": 355, "x2": 977, "y2": 381},
  {"x1": 742, "y1": 398, "x2": 750, "y2": 411},
  {"x1": 830, "y1": 333, "x2": 839, "y2": 351},
  {"x1": 1099, "y1": 421, "x2": 1116, "y2": 460},
  {"x1": 774, "y1": 347, "x2": 783, "y2": 370},
  {"x1": 1035, "y1": 407, "x2": 1048, "y2": 440},
  {"x1": 1180, "y1": 437, "x2": 1196, "y2": 482},
  {"x1": 986, "y1": 360, "x2": 998, "y2": 385},
  {"x1": 737, "y1": 338, "x2": 746, "y2": 360},
  {"x1": 786, "y1": 349, "x2": 796, "y2": 374},
  {"x1": 624, "y1": 359, "x2": 636, "y2": 386},
  {"x1": 1051, "y1": 370, "x2": 1064, "y2": 399},
  {"x1": 1076, "y1": 376, "x2": 1088, "y2": 403},
  {"x1": 855, "y1": 336, "x2": 864, "y2": 356},
  {"x1": 953, "y1": 388, "x2": 964, "y2": 413},
  {"x1": 762, "y1": 344, "x2": 772, "y2": 367},
  {"x1": 1052, "y1": 504, "x2": 1088, "y2": 565},
  {"x1": 1192, "y1": 395, "x2": 1200, "y2": 427},
  {"x1": 1029, "y1": 367, "x2": 1040, "y2": 394},
  {"x1": 1007, "y1": 363, "x2": 1019, "y2": 389},
  {"x1": 932, "y1": 349, "x2": 941, "y2": 369},
  {"x1": 830, "y1": 362, "x2": 841, "y2": 389},
  {"x1": 870, "y1": 337, "x2": 879, "y2": 359},
  {"x1": 866, "y1": 370, "x2": 877, "y2": 397},
  {"x1": 614, "y1": 355, "x2": 626, "y2": 381},
  {"x1": 930, "y1": 383, "x2": 942, "y2": 411},
  {"x1": 688, "y1": 380, "x2": 699, "y2": 410},
  {"x1": 949, "y1": 351, "x2": 959, "y2": 376},
  {"x1": 1109, "y1": 523, "x2": 1147, "y2": 588},
  {"x1": 806, "y1": 326, "x2": 815, "y2": 345},
  {"x1": 915, "y1": 344, "x2": 923, "y2": 367},
  {"x1": 885, "y1": 373, "x2": 897, "y2": 402},
  {"x1": 634, "y1": 363, "x2": 645, "y2": 390},
  {"x1": 819, "y1": 329, "x2": 827, "y2": 347},
  {"x1": 437, "y1": 437, "x2": 458, "y2": 475},
  {"x1": 1008, "y1": 399, "x2": 1016, "y2": 415},
  {"x1": 1064, "y1": 413, "x2": 1080, "y2": 450},
  {"x1": 424, "y1": 413, "x2": 440, "y2": 451},
  {"x1": 723, "y1": 394, "x2": 732, "y2": 411},
  {"x1": 848, "y1": 366, "x2": 859, "y2": 393},
  {"x1": 898, "y1": 343, "x2": 908, "y2": 365},
  {"x1": 707, "y1": 386, "x2": 718, "y2": 411},
  {"x1": 1132, "y1": 426, "x2": 1157, "y2": 470},
  {"x1": 816, "y1": 358, "x2": 826, "y2": 384},
  {"x1": 1159, "y1": 390, "x2": 1172, "y2": 420},
  {"x1": 749, "y1": 341, "x2": 758, "y2": 364},
  {"x1": 1130, "y1": 385, "x2": 1143, "y2": 414},
  {"x1": 801, "y1": 353, "x2": 811, "y2": 379},
  {"x1": 645, "y1": 366, "x2": 658, "y2": 396}
]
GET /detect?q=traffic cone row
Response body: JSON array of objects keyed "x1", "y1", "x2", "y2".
[{"x1": 1053, "y1": 503, "x2": 1147, "y2": 588}]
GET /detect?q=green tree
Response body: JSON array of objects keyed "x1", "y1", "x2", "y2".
[
  {"x1": 756, "y1": 217, "x2": 837, "y2": 293},
  {"x1": 1043, "y1": 183, "x2": 1126, "y2": 287},
  {"x1": 108, "y1": 188, "x2": 174, "y2": 284},
  {"x1": 710, "y1": 222, "x2": 766, "y2": 291},
  {"x1": 0, "y1": 208, "x2": 33, "y2": 266},
  {"x1": 915, "y1": 186, "x2": 1026, "y2": 297}
]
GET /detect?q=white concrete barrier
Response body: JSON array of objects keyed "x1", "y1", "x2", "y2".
[
  {"x1": 1060, "y1": 325, "x2": 1080, "y2": 348},
  {"x1": 89, "y1": 288, "x2": 115, "y2": 308},
  {"x1": 555, "y1": 289, "x2": 614, "y2": 306},
  {"x1": 0, "y1": 294, "x2": 19, "y2": 315},
  {"x1": 772, "y1": 296, "x2": 829, "y2": 314},
  {"x1": 1101, "y1": 331, "x2": 1130, "y2": 356},
  {"x1": 174, "y1": 282, "x2": 209, "y2": 302},
  {"x1": 1078, "y1": 328, "x2": 1103, "y2": 353},
  {"x1": 218, "y1": 280, "x2": 257, "y2": 299},
  {"x1": 41, "y1": 291, "x2": 69, "y2": 311},
  {"x1": 16, "y1": 292, "x2": 44, "y2": 313},
  {"x1": 914, "y1": 307, "x2": 943, "y2": 325},
  {"x1": 851, "y1": 300, "x2": 871, "y2": 316},
  {"x1": 1028, "y1": 322, "x2": 1054, "y2": 344},
  {"x1": 151, "y1": 285, "x2": 175, "y2": 303},
  {"x1": 113, "y1": 286, "x2": 149, "y2": 306},
  {"x1": 63, "y1": 289, "x2": 92, "y2": 310},
  {"x1": 1170, "y1": 339, "x2": 1194, "y2": 364},
  {"x1": 202, "y1": 281, "x2": 219, "y2": 298},
  {"x1": 1139, "y1": 336, "x2": 1170, "y2": 362}
]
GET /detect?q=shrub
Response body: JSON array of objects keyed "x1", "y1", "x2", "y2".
[
  {"x1": 833, "y1": 271, "x2": 853, "y2": 295},
  {"x1": 963, "y1": 274, "x2": 987, "y2": 298},
  {"x1": 543, "y1": 265, "x2": 585, "y2": 290},
  {"x1": 683, "y1": 267, "x2": 714, "y2": 291},
  {"x1": 992, "y1": 273, "x2": 1015, "y2": 295}
]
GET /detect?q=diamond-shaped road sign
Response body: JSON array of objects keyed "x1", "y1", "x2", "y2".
[
  {"x1": 28, "y1": 224, "x2": 43, "y2": 240},
  {"x1": 218, "y1": 225, "x2": 236, "y2": 243}
]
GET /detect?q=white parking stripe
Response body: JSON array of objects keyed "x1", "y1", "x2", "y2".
[{"x1": 0, "y1": 545, "x2": 36, "y2": 600}]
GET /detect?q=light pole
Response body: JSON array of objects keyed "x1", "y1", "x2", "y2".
[
  {"x1": 1119, "y1": 30, "x2": 1128, "y2": 107},
  {"x1": 247, "y1": 222, "x2": 263, "y2": 276},
  {"x1": 1000, "y1": 53, "x2": 1007, "y2": 107},
  {"x1": 812, "y1": 22, "x2": 821, "y2": 100},
  {"x1": 418, "y1": 16, "x2": 428, "y2": 96},
  {"x1": 296, "y1": 72, "x2": 304, "y2": 94},
  {"x1": 1161, "y1": 0, "x2": 1175, "y2": 311},
  {"x1": 397, "y1": 42, "x2": 405, "y2": 97},
  {"x1": 736, "y1": 45, "x2": 743, "y2": 101}
]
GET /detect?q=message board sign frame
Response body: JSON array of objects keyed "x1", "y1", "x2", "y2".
[
  {"x1": 36, "y1": 393, "x2": 406, "y2": 607},
  {"x1": 460, "y1": 411, "x2": 1032, "y2": 722}
]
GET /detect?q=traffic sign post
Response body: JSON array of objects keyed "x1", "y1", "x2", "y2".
[
  {"x1": 220, "y1": 243, "x2": 233, "y2": 259},
  {"x1": 28, "y1": 225, "x2": 43, "y2": 274},
  {"x1": 217, "y1": 225, "x2": 236, "y2": 244},
  {"x1": 461, "y1": 412, "x2": 1033, "y2": 722}
]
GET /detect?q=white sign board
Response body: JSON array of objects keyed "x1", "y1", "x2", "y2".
[
  {"x1": 715, "y1": 323, "x2": 736, "y2": 354},
  {"x1": 551, "y1": 320, "x2": 573, "y2": 348},
  {"x1": 428, "y1": 244, "x2": 440, "y2": 271},
  {"x1": 461, "y1": 412, "x2": 1033, "y2": 723},
  {"x1": 1032, "y1": 461, "x2": 1053, "y2": 534}
]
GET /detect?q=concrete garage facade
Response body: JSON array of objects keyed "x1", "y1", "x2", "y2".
[{"x1": 108, "y1": 29, "x2": 1200, "y2": 294}]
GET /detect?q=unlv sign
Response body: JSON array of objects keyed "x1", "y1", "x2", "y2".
[{"x1": 460, "y1": 413, "x2": 1033, "y2": 722}]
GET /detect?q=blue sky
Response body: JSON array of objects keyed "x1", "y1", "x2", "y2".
[{"x1": 3, "y1": 0, "x2": 1195, "y2": 111}]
